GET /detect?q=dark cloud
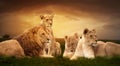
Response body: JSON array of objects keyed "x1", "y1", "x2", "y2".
[
  {"x1": 0, "y1": 0, "x2": 120, "y2": 14},
  {"x1": 104, "y1": 21, "x2": 120, "y2": 30}
]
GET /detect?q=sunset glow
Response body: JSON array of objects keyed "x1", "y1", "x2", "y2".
[
  {"x1": 14, "y1": 12, "x2": 105, "y2": 38},
  {"x1": 0, "y1": 0, "x2": 120, "y2": 39}
]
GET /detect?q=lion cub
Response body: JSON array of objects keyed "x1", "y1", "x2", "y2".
[{"x1": 63, "y1": 33, "x2": 79, "y2": 58}]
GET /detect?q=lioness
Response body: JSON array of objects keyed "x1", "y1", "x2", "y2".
[
  {"x1": 71, "y1": 28, "x2": 97, "y2": 60},
  {"x1": 94, "y1": 41, "x2": 120, "y2": 57}
]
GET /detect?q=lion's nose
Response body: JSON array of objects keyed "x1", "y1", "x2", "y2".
[
  {"x1": 95, "y1": 40, "x2": 97, "y2": 42},
  {"x1": 47, "y1": 38, "x2": 50, "y2": 41},
  {"x1": 50, "y1": 23, "x2": 52, "y2": 26},
  {"x1": 71, "y1": 50, "x2": 74, "y2": 52}
]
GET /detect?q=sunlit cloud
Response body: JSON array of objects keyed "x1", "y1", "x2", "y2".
[{"x1": 0, "y1": 0, "x2": 120, "y2": 39}]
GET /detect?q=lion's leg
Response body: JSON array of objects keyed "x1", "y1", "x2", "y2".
[
  {"x1": 83, "y1": 45, "x2": 95, "y2": 59},
  {"x1": 47, "y1": 44, "x2": 51, "y2": 55},
  {"x1": 63, "y1": 51, "x2": 68, "y2": 58},
  {"x1": 70, "y1": 48, "x2": 84, "y2": 60},
  {"x1": 70, "y1": 54, "x2": 79, "y2": 60}
]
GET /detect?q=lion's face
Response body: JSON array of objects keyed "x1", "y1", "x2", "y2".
[
  {"x1": 65, "y1": 33, "x2": 79, "y2": 52},
  {"x1": 40, "y1": 14, "x2": 53, "y2": 27},
  {"x1": 83, "y1": 28, "x2": 97, "y2": 46},
  {"x1": 37, "y1": 28, "x2": 51, "y2": 44}
]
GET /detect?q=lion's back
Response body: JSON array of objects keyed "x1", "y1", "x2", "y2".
[
  {"x1": 105, "y1": 42, "x2": 120, "y2": 56},
  {"x1": 0, "y1": 39, "x2": 25, "y2": 57}
]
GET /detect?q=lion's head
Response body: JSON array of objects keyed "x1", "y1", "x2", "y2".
[
  {"x1": 40, "y1": 14, "x2": 54, "y2": 27},
  {"x1": 36, "y1": 26, "x2": 51, "y2": 44},
  {"x1": 16, "y1": 25, "x2": 52, "y2": 56},
  {"x1": 63, "y1": 33, "x2": 79, "y2": 58},
  {"x1": 64, "y1": 33, "x2": 79, "y2": 53},
  {"x1": 82, "y1": 28, "x2": 97, "y2": 46}
]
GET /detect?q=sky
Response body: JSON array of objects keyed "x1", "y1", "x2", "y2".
[{"x1": 0, "y1": 0, "x2": 120, "y2": 40}]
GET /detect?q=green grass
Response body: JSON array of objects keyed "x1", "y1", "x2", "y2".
[
  {"x1": 0, "y1": 38, "x2": 120, "y2": 66},
  {"x1": 0, "y1": 56, "x2": 120, "y2": 66}
]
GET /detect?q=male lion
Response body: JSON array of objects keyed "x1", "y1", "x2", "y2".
[
  {"x1": 63, "y1": 33, "x2": 79, "y2": 58},
  {"x1": 70, "y1": 28, "x2": 97, "y2": 60},
  {"x1": 94, "y1": 41, "x2": 120, "y2": 57},
  {"x1": 0, "y1": 14, "x2": 55, "y2": 58},
  {"x1": 15, "y1": 24, "x2": 52, "y2": 57},
  {"x1": 0, "y1": 24, "x2": 51, "y2": 57}
]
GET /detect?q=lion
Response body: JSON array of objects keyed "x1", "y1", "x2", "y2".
[
  {"x1": 0, "y1": 14, "x2": 55, "y2": 58},
  {"x1": 43, "y1": 42, "x2": 51, "y2": 55},
  {"x1": 55, "y1": 42, "x2": 61, "y2": 56},
  {"x1": 70, "y1": 28, "x2": 97, "y2": 60},
  {"x1": 42, "y1": 40, "x2": 61, "y2": 57},
  {"x1": 50, "y1": 41, "x2": 61, "y2": 56},
  {"x1": 94, "y1": 41, "x2": 120, "y2": 57},
  {"x1": 63, "y1": 33, "x2": 79, "y2": 58},
  {"x1": 40, "y1": 14, "x2": 53, "y2": 28},
  {"x1": 93, "y1": 41, "x2": 107, "y2": 57},
  {"x1": 41, "y1": 42, "x2": 54, "y2": 58},
  {"x1": 0, "y1": 39, "x2": 25, "y2": 57},
  {"x1": 40, "y1": 14, "x2": 62, "y2": 56},
  {"x1": 15, "y1": 24, "x2": 52, "y2": 57},
  {"x1": 0, "y1": 24, "x2": 51, "y2": 57}
]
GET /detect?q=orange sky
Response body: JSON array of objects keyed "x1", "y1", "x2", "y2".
[
  {"x1": 7, "y1": 5, "x2": 105, "y2": 38},
  {"x1": 0, "y1": 0, "x2": 120, "y2": 40}
]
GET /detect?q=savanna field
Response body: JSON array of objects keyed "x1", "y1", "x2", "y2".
[{"x1": 0, "y1": 38, "x2": 120, "y2": 66}]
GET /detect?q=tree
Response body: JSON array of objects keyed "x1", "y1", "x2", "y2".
[
  {"x1": 0, "y1": 34, "x2": 11, "y2": 42},
  {"x1": 2, "y1": 34, "x2": 10, "y2": 39}
]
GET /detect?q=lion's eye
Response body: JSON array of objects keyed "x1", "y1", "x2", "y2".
[
  {"x1": 95, "y1": 35, "x2": 97, "y2": 37},
  {"x1": 50, "y1": 19, "x2": 52, "y2": 21},
  {"x1": 42, "y1": 33, "x2": 45, "y2": 35},
  {"x1": 46, "y1": 19, "x2": 49, "y2": 21},
  {"x1": 90, "y1": 35, "x2": 93, "y2": 38}
]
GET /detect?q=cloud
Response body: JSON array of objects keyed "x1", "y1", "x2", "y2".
[
  {"x1": 0, "y1": 0, "x2": 120, "y2": 14},
  {"x1": 0, "y1": 0, "x2": 120, "y2": 39}
]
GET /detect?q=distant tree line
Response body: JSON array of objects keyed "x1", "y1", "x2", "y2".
[{"x1": 0, "y1": 34, "x2": 12, "y2": 42}]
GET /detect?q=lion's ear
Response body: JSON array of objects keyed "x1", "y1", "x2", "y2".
[
  {"x1": 80, "y1": 34, "x2": 82, "y2": 39},
  {"x1": 51, "y1": 15, "x2": 54, "y2": 18},
  {"x1": 74, "y1": 33, "x2": 79, "y2": 39},
  {"x1": 83, "y1": 28, "x2": 89, "y2": 35},
  {"x1": 92, "y1": 29, "x2": 96, "y2": 33},
  {"x1": 40, "y1": 15, "x2": 44, "y2": 20},
  {"x1": 65, "y1": 36, "x2": 68, "y2": 39}
]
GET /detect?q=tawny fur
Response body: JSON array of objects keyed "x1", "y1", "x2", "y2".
[
  {"x1": 40, "y1": 14, "x2": 62, "y2": 56},
  {"x1": 63, "y1": 33, "x2": 79, "y2": 58},
  {"x1": 0, "y1": 14, "x2": 55, "y2": 58},
  {"x1": 15, "y1": 24, "x2": 51, "y2": 57},
  {"x1": 71, "y1": 28, "x2": 97, "y2": 60},
  {"x1": 94, "y1": 41, "x2": 120, "y2": 57},
  {"x1": 0, "y1": 39, "x2": 25, "y2": 57}
]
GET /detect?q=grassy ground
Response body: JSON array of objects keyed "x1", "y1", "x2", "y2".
[
  {"x1": 0, "y1": 38, "x2": 120, "y2": 66},
  {"x1": 0, "y1": 56, "x2": 120, "y2": 66}
]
